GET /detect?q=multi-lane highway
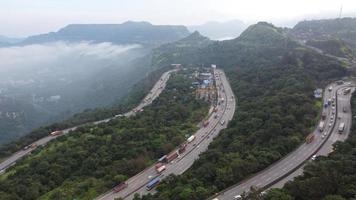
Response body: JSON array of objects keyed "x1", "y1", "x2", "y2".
[
  {"x1": 211, "y1": 82, "x2": 355, "y2": 200},
  {"x1": 0, "y1": 69, "x2": 177, "y2": 174},
  {"x1": 270, "y1": 84, "x2": 355, "y2": 189},
  {"x1": 96, "y1": 68, "x2": 236, "y2": 200}
]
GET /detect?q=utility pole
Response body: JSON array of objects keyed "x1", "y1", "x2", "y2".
[{"x1": 338, "y1": 5, "x2": 343, "y2": 19}]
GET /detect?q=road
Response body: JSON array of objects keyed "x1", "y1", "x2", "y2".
[
  {"x1": 270, "y1": 84, "x2": 354, "y2": 189},
  {"x1": 211, "y1": 82, "x2": 354, "y2": 200},
  {"x1": 96, "y1": 68, "x2": 236, "y2": 200},
  {"x1": 0, "y1": 69, "x2": 177, "y2": 174}
]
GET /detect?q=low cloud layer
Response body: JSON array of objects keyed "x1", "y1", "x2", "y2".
[{"x1": 0, "y1": 42, "x2": 141, "y2": 72}]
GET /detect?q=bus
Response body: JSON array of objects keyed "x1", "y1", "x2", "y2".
[
  {"x1": 146, "y1": 177, "x2": 160, "y2": 191},
  {"x1": 338, "y1": 122, "x2": 345, "y2": 133}
]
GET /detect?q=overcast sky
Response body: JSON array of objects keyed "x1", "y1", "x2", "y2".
[{"x1": 1, "y1": 0, "x2": 356, "y2": 37}]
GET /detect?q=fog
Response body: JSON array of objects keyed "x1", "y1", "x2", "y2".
[
  {"x1": 0, "y1": 42, "x2": 141, "y2": 74},
  {"x1": 0, "y1": 41, "x2": 153, "y2": 143}
]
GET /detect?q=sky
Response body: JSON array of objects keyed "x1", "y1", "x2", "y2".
[{"x1": 1, "y1": 0, "x2": 356, "y2": 37}]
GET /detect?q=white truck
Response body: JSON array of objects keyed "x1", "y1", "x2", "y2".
[
  {"x1": 318, "y1": 121, "x2": 325, "y2": 132},
  {"x1": 187, "y1": 135, "x2": 196, "y2": 143}
]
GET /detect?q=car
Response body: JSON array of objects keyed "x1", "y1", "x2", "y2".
[
  {"x1": 311, "y1": 155, "x2": 317, "y2": 160},
  {"x1": 331, "y1": 115, "x2": 334, "y2": 120},
  {"x1": 329, "y1": 123, "x2": 332, "y2": 127},
  {"x1": 234, "y1": 195, "x2": 242, "y2": 199},
  {"x1": 323, "y1": 132, "x2": 327, "y2": 136},
  {"x1": 322, "y1": 134, "x2": 325, "y2": 139}
]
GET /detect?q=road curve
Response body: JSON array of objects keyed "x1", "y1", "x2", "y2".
[
  {"x1": 211, "y1": 82, "x2": 355, "y2": 200},
  {"x1": 96, "y1": 68, "x2": 236, "y2": 200},
  {"x1": 270, "y1": 83, "x2": 355, "y2": 189},
  {"x1": 0, "y1": 69, "x2": 178, "y2": 173}
]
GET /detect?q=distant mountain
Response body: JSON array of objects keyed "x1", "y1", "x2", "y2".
[
  {"x1": 22, "y1": 21, "x2": 190, "y2": 46},
  {"x1": 0, "y1": 35, "x2": 24, "y2": 44},
  {"x1": 291, "y1": 17, "x2": 356, "y2": 49},
  {"x1": 188, "y1": 20, "x2": 248, "y2": 40}
]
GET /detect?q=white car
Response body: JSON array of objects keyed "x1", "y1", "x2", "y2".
[
  {"x1": 311, "y1": 155, "x2": 317, "y2": 160},
  {"x1": 329, "y1": 123, "x2": 332, "y2": 127},
  {"x1": 234, "y1": 195, "x2": 242, "y2": 200}
]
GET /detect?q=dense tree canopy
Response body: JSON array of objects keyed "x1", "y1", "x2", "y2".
[{"x1": 0, "y1": 70, "x2": 209, "y2": 200}]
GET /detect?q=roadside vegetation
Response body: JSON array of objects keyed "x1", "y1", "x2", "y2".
[{"x1": 0, "y1": 70, "x2": 209, "y2": 200}]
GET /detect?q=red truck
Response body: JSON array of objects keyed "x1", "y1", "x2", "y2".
[
  {"x1": 113, "y1": 183, "x2": 128, "y2": 193},
  {"x1": 165, "y1": 151, "x2": 178, "y2": 163}
]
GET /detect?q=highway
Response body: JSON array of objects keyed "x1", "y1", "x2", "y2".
[
  {"x1": 211, "y1": 82, "x2": 355, "y2": 200},
  {"x1": 96, "y1": 68, "x2": 236, "y2": 200},
  {"x1": 270, "y1": 84, "x2": 354, "y2": 189},
  {"x1": 0, "y1": 69, "x2": 177, "y2": 174}
]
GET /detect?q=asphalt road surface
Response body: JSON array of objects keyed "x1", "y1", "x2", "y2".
[
  {"x1": 96, "y1": 68, "x2": 236, "y2": 200},
  {"x1": 0, "y1": 69, "x2": 177, "y2": 174},
  {"x1": 211, "y1": 82, "x2": 355, "y2": 200}
]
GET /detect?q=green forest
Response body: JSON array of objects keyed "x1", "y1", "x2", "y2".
[{"x1": 0, "y1": 70, "x2": 209, "y2": 200}]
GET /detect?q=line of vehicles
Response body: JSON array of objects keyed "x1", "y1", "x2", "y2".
[{"x1": 110, "y1": 70, "x2": 229, "y2": 196}]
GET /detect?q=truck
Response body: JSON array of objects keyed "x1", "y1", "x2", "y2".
[
  {"x1": 187, "y1": 135, "x2": 196, "y2": 143},
  {"x1": 50, "y1": 131, "x2": 63, "y2": 136},
  {"x1": 338, "y1": 122, "x2": 345, "y2": 133},
  {"x1": 178, "y1": 143, "x2": 187, "y2": 154},
  {"x1": 318, "y1": 121, "x2": 325, "y2": 132},
  {"x1": 165, "y1": 151, "x2": 178, "y2": 163},
  {"x1": 156, "y1": 165, "x2": 166, "y2": 173},
  {"x1": 113, "y1": 183, "x2": 128, "y2": 193},
  {"x1": 344, "y1": 88, "x2": 351, "y2": 95},
  {"x1": 203, "y1": 121, "x2": 209, "y2": 127},
  {"x1": 306, "y1": 134, "x2": 315, "y2": 144},
  {"x1": 321, "y1": 113, "x2": 327, "y2": 120},
  {"x1": 146, "y1": 177, "x2": 160, "y2": 191},
  {"x1": 158, "y1": 155, "x2": 167, "y2": 163}
]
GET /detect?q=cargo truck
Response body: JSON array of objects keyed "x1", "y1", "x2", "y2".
[
  {"x1": 306, "y1": 134, "x2": 315, "y2": 144},
  {"x1": 187, "y1": 135, "x2": 195, "y2": 143},
  {"x1": 165, "y1": 151, "x2": 178, "y2": 162},
  {"x1": 113, "y1": 183, "x2": 128, "y2": 193},
  {"x1": 156, "y1": 165, "x2": 166, "y2": 173},
  {"x1": 50, "y1": 131, "x2": 63, "y2": 136},
  {"x1": 146, "y1": 177, "x2": 160, "y2": 191},
  {"x1": 178, "y1": 143, "x2": 187, "y2": 154},
  {"x1": 318, "y1": 121, "x2": 325, "y2": 132}
]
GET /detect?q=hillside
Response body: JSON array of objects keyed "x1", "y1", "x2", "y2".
[
  {"x1": 21, "y1": 21, "x2": 190, "y2": 46},
  {"x1": 135, "y1": 22, "x2": 348, "y2": 200},
  {"x1": 291, "y1": 18, "x2": 356, "y2": 50},
  {"x1": 306, "y1": 38, "x2": 354, "y2": 60}
]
